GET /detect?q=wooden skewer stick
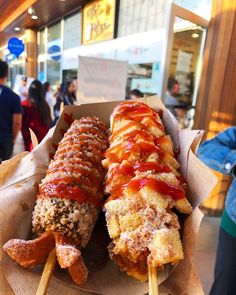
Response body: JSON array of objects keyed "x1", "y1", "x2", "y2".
[
  {"x1": 35, "y1": 249, "x2": 57, "y2": 295},
  {"x1": 148, "y1": 264, "x2": 159, "y2": 295}
]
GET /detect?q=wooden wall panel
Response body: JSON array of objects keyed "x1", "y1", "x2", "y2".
[
  {"x1": 194, "y1": 0, "x2": 236, "y2": 133},
  {"x1": 194, "y1": 0, "x2": 236, "y2": 216}
]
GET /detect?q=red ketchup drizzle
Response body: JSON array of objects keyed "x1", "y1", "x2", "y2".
[
  {"x1": 48, "y1": 165, "x2": 101, "y2": 188},
  {"x1": 141, "y1": 115, "x2": 163, "y2": 132},
  {"x1": 133, "y1": 162, "x2": 172, "y2": 173},
  {"x1": 176, "y1": 175, "x2": 186, "y2": 185},
  {"x1": 106, "y1": 162, "x2": 172, "y2": 188},
  {"x1": 110, "y1": 121, "x2": 142, "y2": 142},
  {"x1": 113, "y1": 103, "x2": 164, "y2": 132},
  {"x1": 39, "y1": 179, "x2": 102, "y2": 208},
  {"x1": 155, "y1": 136, "x2": 168, "y2": 146},
  {"x1": 107, "y1": 178, "x2": 185, "y2": 203},
  {"x1": 123, "y1": 129, "x2": 154, "y2": 141},
  {"x1": 105, "y1": 139, "x2": 164, "y2": 163}
]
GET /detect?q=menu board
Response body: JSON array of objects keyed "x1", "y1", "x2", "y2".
[{"x1": 82, "y1": 0, "x2": 116, "y2": 45}]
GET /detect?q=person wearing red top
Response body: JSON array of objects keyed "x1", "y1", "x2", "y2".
[{"x1": 21, "y1": 80, "x2": 51, "y2": 151}]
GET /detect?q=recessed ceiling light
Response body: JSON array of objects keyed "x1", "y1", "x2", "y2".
[
  {"x1": 14, "y1": 27, "x2": 21, "y2": 31},
  {"x1": 192, "y1": 32, "x2": 199, "y2": 38},
  {"x1": 59, "y1": 0, "x2": 66, "y2": 2},
  {"x1": 31, "y1": 15, "x2": 39, "y2": 20},
  {"x1": 28, "y1": 7, "x2": 34, "y2": 15}
]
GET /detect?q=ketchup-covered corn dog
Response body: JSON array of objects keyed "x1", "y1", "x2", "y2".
[
  {"x1": 103, "y1": 101, "x2": 192, "y2": 282},
  {"x1": 4, "y1": 117, "x2": 108, "y2": 284}
]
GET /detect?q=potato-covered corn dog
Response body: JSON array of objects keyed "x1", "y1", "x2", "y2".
[
  {"x1": 4, "y1": 117, "x2": 108, "y2": 284},
  {"x1": 103, "y1": 101, "x2": 192, "y2": 282}
]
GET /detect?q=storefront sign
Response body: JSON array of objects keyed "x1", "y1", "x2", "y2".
[
  {"x1": 82, "y1": 0, "x2": 116, "y2": 45},
  {"x1": 7, "y1": 37, "x2": 24, "y2": 58}
]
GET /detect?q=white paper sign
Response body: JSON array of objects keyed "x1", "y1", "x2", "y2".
[
  {"x1": 176, "y1": 50, "x2": 192, "y2": 73},
  {"x1": 77, "y1": 56, "x2": 128, "y2": 103}
]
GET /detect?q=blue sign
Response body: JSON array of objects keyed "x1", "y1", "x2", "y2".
[
  {"x1": 8, "y1": 37, "x2": 24, "y2": 58},
  {"x1": 48, "y1": 45, "x2": 61, "y2": 61}
]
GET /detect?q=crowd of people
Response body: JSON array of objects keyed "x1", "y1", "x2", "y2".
[{"x1": 0, "y1": 60, "x2": 77, "y2": 161}]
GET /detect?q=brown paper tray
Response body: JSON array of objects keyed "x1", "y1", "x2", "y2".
[{"x1": 0, "y1": 97, "x2": 217, "y2": 295}]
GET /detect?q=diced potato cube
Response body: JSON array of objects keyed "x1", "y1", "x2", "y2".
[
  {"x1": 141, "y1": 116, "x2": 164, "y2": 138},
  {"x1": 140, "y1": 186, "x2": 173, "y2": 209},
  {"x1": 149, "y1": 228, "x2": 183, "y2": 266},
  {"x1": 106, "y1": 214, "x2": 120, "y2": 238},
  {"x1": 146, "y1": 153, "x2": 159, "y2": 163},
  {"x1": 154, "y1": 173, "x2": 179, "y2": 186},
  {"x1": 161, "y1": 153, "x2": 180, "y2": 169},
  {"x1": 158, "y1": 135, "x2": 174, "y2": 156},
  {"x1": 119, "y1": 213, "x2": 142, "y2": 232},
  {"x1": 175, "y1": 198, "x2": 193, "y2": 214}
]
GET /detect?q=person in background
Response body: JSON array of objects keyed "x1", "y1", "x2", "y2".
[
  {"x1": 64, "y1": 81, "x2": 76, "y2": 105},
  {"x1": 130, "y1": 89, "x2": 144, "y2": 100},
  {"x1": 72, "y1": 76, "x2": 77, "y2": 93},
  {"x1": 198, "y1": 127, "x2": 236, "y2": 295},
  {"x1": 184, "y1": 72, "x2": 194, "y2": 104},
  {"x1": 0, "y1": 60, "x2": 22, "y2": 161},
  {"x1": 18, "y1": 76, "x2": 28, "y2": 102},
  {"x1": 165, "y1": 77, "x2": 181, "y2": 115},
  {"x1": 54, "y1": 81, "x2": 76, "y2": 124},
  {"x1": 43, "y1": 82, "x2": 56, "y2": 122},
  {"x1": 21, "y1": 80, "x2": 51, "y2": 151}
]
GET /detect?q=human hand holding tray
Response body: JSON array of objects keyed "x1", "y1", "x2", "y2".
[{"x1": 0, "y1": 97, "x2": 217, "y2": 295}]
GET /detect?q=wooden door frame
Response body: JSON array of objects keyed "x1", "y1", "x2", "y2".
[{"x1": 161, "y1": 3, "x2": 209, "y2": 100}]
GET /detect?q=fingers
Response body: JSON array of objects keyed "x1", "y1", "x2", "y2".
[
  {"x1": 54, "y1": 233, "x2": 80, "y2": 268},
  {"x1": 3, "y1": 232, "x2": 54, "y2": 268}
]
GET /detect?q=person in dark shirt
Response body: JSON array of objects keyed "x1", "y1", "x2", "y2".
[
  {"x1": 0, "y1": 60, "x2": 22, "y2": 162},
  {"x1": 21, "y1": 80, "x2": 51, "y2": 151}
]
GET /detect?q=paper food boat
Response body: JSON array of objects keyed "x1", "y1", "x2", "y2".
[{"x1": 0, "y1": 97, "x2": 217, "y2": 295}]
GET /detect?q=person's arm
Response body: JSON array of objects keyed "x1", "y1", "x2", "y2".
[
  {"x1": 12, "y1": 113, "x2": 22, "y2": 143},
  {"x1": 198, "y1": 127, "x2": 236, "y2": 176}
]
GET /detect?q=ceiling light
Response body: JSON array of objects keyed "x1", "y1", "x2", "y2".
[
  {"x1": 31, "y1": 15, "x2": 39, "y2": 20},
  {"x1": 14, "y1": 27, "x2": 21, "y2": 32},
  {"x1": 192, "y1": 32, "x2": 199, "y2": 38},
  {"x1": 28, "y1": 7, "x2": 35, "y2": 15}
]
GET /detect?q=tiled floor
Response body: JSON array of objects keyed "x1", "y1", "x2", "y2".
[{"x1": 195, "y1": 216, "x2": 221, "y2": 295}]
